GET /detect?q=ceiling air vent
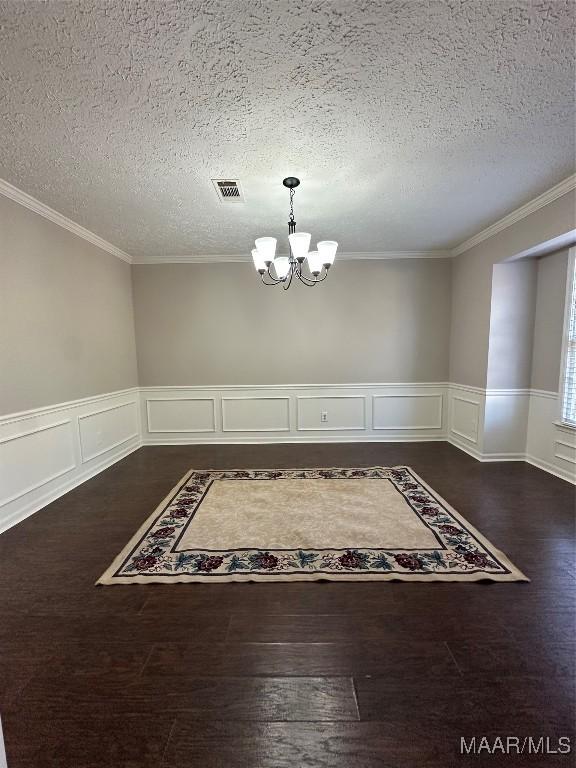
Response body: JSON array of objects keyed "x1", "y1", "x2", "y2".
[{"x1": 211, "y1": 179, "x2": 245, "y2": 203}]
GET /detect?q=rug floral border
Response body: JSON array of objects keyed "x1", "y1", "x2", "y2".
[{"x1": 98, "y1": 466, "x2": 528, "y2": 584}]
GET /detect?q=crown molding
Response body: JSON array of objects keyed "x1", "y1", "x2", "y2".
[
  {"x1": 3, "y1": 170, "x2": 574, "y2": 266},
  {"x1": 0, "y1": 177, "x2": 133, "y2": 264},
  {"x1": 451, "y1": 173, "x2": 576, "y2": 257},
  {"x1": 502, "y1": 229, "x2": 576, "y2": 263},
  {"x1": 133, "y1": 254, "x2": 252, "y2": 264},
  {"x1": 339, "y1": 251, "x2": 452, "y2": 260},
  {"x1": 132, "y1": 250, "x2": 452, "y2": 264}
]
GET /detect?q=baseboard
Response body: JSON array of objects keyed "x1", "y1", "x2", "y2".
[
  {"x1": 446, "y1": 435, "x2": 484, "y2": 461},
  {"x1": 142, "y1": 435, "x2": 447, "y2": 446},
  {"x1": 525, "y1": 454, "x2": 576, "y2": 485},
  {"x1": 480, "y1": 452, "x2": 526, "y2": 462},
  {"x1": 448, "y1": 440, "x2": 526, "y2": 463},
  {"x1": 449, "y1": 438, "x2": 575, "y2": 484}
]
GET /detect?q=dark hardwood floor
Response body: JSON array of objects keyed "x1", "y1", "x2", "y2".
[{"x1": 0, "y1": 443, "x2": 574, "y2": 767}]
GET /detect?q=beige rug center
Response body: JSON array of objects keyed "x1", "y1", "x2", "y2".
[{"x1": 179, "y1": 478, "x2": 438, "y2": 551}]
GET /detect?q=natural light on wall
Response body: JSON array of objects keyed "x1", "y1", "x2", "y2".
[{"x1": 561, "y1": 249, "x2": 576, "y2": 427}]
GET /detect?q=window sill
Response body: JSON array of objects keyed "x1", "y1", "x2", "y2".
[{"x1": 554, "y1": 421, "x2": 576, "y2": 433}]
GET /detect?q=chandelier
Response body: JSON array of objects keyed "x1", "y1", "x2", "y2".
[{"x1": 251, "y1": 177, "x2": 338, "y2": 289}]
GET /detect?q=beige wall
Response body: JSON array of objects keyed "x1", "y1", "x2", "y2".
[
  {"x1": 449, "y1": 190, "x2": 576, "y2": 388},
  {"x1": 486, "y1": 260, "x2": 538, "y2": 390},
  {"x1": 133, "y1": 259, "x2": 452, "y2": 386},
  {"x1": 2, "y1": 185, "x2": 573, "y2": 415},
  {"x1": 531, "y1": 249, "x2": 570, "y2": 392},
  {"x1": 0, "y1": 195, "x2": 138, "y2": 415}
]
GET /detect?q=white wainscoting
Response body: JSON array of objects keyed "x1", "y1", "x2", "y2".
[
  {"x1": 447, "y1": 384, "x2": 527, "y2": 461},
  {"x1": 447, "y1": 384, "x2": 576, "y2": 481},
  {"x1": 222, "y1": 396, "x2": 291, "y2": 433},
  {"x1": 2, "y1": 382, "x2": 572, "y2": 536},
  {"x1": 555, "y1": 439, "x2": 576, "y2": 465},
  {"x1": 140, "y1": 384, "x2": 448, "y2": 444},
  {"x1": 297, "y1": 395, "x2": 366, "y2": 432},
  {"x1": 374, "y1": 393, "x2": 442, "y2": 431},
  {"x1": 526, "y1": 391, "x2": 576, "y2": 483},
  {"x1": 78, "y1": 401, "x2": 139, "y2": 463},
  {"x1": 0, "y1": 388, "x2": 141, "y2": 533},
  {"x1": 0, "y1": 420, "x2": 76, "y2": 507},
  {"x1": 483, "y1": 390, "x2": 531, "y2": 458},
  {"x1": 447, "y1": 385, "x2": 484, "y2": 458},
  {"x1": 146, "y1": 397, "x2": 216, "y2": 433},
  {"x1": 448, "y1": 384, "x2": 533, "y2": 462}
]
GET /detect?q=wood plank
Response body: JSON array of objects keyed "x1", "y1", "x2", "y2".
[
  {"x1": 2, "y1": 712, "x2": 174, "y2": 768},
  {"x1": 142, "y1": 640, "x2": 460, "y2": 678},
  {"x1": 226, "y1": 611, "x2": 515, "y2": 643},
  {"x1": 162, "y1": 720, "x2": 466, "y2": 768},
  {"x1": 14, "y1": 675, "x2": 359, "y2": 721}
]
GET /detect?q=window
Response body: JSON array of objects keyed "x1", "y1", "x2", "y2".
[{"x1": 560, "y1": 248, "x2": 576, "y2": 427}]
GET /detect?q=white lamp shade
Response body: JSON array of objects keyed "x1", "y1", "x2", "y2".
[
  {"x1": 252, "y1": 248, "x2": 267, "y2": 272},
  {"x1": 273, "y1": 256, "x2": 290, "y2": 280},
  {"x1": 306, "y1": 250, "x2": 324, "y2": 275},
  {"x1": 254, "y1": 237, "x2": 277, "y2": 263},
  {"x1": 288, "y1": 232, "x2": 311, "y2": 261},
  {"x1": 317, "y1": 240, "x2": 338, "y2": 265}
]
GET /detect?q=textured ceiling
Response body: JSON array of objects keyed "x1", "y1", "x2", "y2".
[{"x1": 0, "y1": 0, "x2": 574, "y2": 259}]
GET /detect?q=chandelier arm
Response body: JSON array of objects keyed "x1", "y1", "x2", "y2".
[
  {"x1": 295, "y1": 260, "x2": 328, "y2": 286},
  {"x1": 260, "y1": 270, "x2": 283, "y2": 286},
  {"x1": 302, "y1": 273, "x2": 327, "y2": 285},
  {"x1": 282, "y1": 263, "x2": 295, "y2": 291},
  {"x1": 311, "y1": 268, "x2": 330, "y2": 283},
  {"x1": 294, "y1": 261, "x2": 317, "y2": 287}
]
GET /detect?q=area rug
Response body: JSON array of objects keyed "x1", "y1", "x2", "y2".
[{"x1": 98, "y1": 466, "x2": 528, "y2": 584}]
